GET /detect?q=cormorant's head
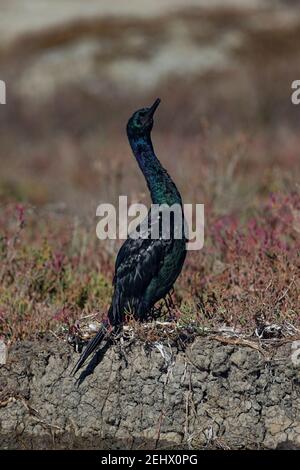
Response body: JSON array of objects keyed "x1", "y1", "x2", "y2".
[{"x1": 127, "y1": 98, "x2": 161, "y2": 138}]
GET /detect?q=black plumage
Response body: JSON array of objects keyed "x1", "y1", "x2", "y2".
[{"x1": 72, "y1": 99, "x2": 186, "y2": 376}]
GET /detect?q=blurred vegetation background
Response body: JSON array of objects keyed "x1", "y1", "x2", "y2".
[{"x1": 0, "y1": 0, "x2": 299, "y2": 339}]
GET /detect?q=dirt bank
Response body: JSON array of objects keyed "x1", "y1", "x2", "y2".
[{"x1": 0, "y1": 334, "x2": 299, "y2": 449}]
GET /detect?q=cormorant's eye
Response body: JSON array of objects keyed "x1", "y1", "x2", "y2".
[
  {"x1": 135, "y1": 115, "x2": 143, "y2": 127},
  {"x1": 134, "y1": 111, "x2": 147, "y2": 128}
]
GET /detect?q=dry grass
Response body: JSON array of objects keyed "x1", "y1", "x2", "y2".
[{"x1": 0, "y1": 189, "x2": 298, "y2": 342}]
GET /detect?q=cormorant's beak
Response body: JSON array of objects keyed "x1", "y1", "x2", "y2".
[
  {"x1": 142, "y1": 98, "x2": 161, "y2": 125},
  {"x1": 149, "y1": 98, "x2": 161, "y2": 116}
]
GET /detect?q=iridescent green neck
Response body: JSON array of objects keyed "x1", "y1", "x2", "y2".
[{"x1": 128, "y1": 133, "x2": 182, "y2": 206}]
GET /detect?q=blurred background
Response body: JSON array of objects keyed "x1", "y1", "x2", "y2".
[
  {"x1": 0, "y1": 0, "x2": 299, "y2": 212},
  {"x1": 0, "y1": 0, "x2": 299, "y2": 338}
]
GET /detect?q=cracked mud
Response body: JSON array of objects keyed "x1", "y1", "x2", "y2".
[{"x1": 0, "y1": 335, "x2": 299, "y2": 449}]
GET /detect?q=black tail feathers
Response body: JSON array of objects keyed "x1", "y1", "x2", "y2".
[{"x1": 71, "y1": 319, "x2": 110, "y2": 376}]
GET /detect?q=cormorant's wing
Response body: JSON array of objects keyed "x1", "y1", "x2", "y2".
[
  {"x1": 115, "y1": 236, "x2": 167, "y2": 291},
  {"x1": 110, "y1": 212, "x2": 171, "y2": 324}
]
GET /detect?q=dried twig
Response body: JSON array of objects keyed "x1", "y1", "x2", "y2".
[{"x1": 211, "y1": 335, "x2": 269, "y2": 358}]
